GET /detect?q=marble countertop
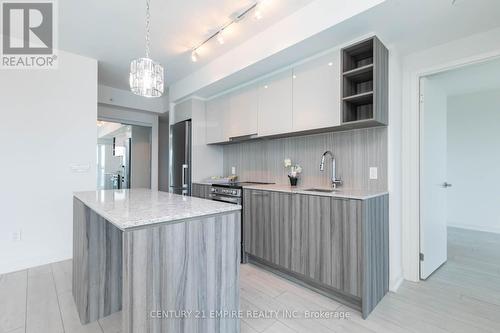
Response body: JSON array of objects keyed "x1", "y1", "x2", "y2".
[
  {"x1": 193, "y1": 182, "x2": 387, "y2": 200},
  {"x1": 74, "y1": 189, "x2": 241, "y2": 230}
]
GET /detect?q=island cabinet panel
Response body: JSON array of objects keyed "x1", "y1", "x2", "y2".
[
  {"x1": 192, "y1": 183, "x2": 211, "y2": 199},
  {"x1": 122, "y1": 211, "x2": 241, "y2": 333},
  {"x1": 73, "y1": 198, "x2": 123, "y2": 325}
]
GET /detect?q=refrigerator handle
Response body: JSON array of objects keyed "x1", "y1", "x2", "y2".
[{"x1": 182, "y1": 164, "x2": 188, "y2": 194}]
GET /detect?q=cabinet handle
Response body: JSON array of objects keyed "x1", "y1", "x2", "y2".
[
  {"x1": 252, "y1": 192, "x2": 269, "y2": 196},
  {"x1": 229, "y1": 133, "x2": 258, "y2": 142}
]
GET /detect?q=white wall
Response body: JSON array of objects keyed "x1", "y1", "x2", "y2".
[
  {"x1": 447, "y1": 90, "x2": 500, "y2": 234},
  {"x1": 158, "y1": 117, "x2": 170, "y2": 192},
  {"x1": 131, "y1": 126, "x2": 152, "y2": 188},
  {"x1": 99, "y1": 84, "x2": 169, "y2": 114},
  {"x1": 98, "y1": 104, "x2": 159, "y2": 190},
  {"x1": 387, "y1": 49, "x2": 403, "y2": 291},
  {"x1": 401, "y1": 27, "x2": 500, "y2": 282},
  {"x1": 0, "y1": 51, "x2": 97, "y2": 274}
]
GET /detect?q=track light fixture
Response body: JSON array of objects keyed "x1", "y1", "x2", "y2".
[{"x1": 190, "y1": 1, "x2": 270, "y2": 62}]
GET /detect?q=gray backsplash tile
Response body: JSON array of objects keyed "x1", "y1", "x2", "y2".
[{"x1": 223, "y1": 127, "x2": 387, "y2": 191}]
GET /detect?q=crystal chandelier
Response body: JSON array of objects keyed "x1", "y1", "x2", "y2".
[{"x1": 129, "y1": 0, "x2": 164, "y2": 98}]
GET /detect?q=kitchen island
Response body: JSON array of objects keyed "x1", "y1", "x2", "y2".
[{"x1": 72, "y1": 189, "x2": 241, "y2": 333}]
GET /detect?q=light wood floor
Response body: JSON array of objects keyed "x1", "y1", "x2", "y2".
[{"x1": 1, "y1": 227, "x2": 499, "y2": 333}]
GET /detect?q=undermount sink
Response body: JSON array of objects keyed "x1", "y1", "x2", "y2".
[{"x1": 303, "y1": 188, "x2": 339, "y2": 193}]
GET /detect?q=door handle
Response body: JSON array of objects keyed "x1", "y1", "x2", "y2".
[
  {"x1": 182, "y1": 164, "x2": 188, "y2": 189},
  {"x1": 441, "y1": 182, "x2": 452, "y2": 188}
]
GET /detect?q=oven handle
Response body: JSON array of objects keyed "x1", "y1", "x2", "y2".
[{"x1": 209, "y1": 194, "x2": 241, "y2": 205}]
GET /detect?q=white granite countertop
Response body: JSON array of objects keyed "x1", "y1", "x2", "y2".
[
  {"x1": 241, "y1": 184, "x2": 387, "y2": 200},
  {"x1": 74, "y1": 189, "x2": 241, "y2": 230},
  {"x1": 193, "y1": 182, "x2": 387, "y2": 200}
]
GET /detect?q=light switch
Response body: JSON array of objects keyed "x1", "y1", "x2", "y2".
[
  {"x1": 231, "y1": 166, "x2": 236, "y2": 175},
  {"x1": 12, "y1": 230, "x2": 21, "y2": 242},
  {"x1": 369, "y1": 167, "x2": 378, "y2": 180}
]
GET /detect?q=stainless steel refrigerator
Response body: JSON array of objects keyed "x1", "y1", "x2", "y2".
[{"x1": 170, "y1": 120, "x2": 192, "y2": 195}]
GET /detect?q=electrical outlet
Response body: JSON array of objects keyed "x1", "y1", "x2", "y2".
[
  {"x1": 12, "y1": 230, "x2": 22, "y2": 242},
  {"x1": 231, "y1": 166, "x2": 236, "y2": 175},
  {"x1": 369, "y1": 167, "x2": 378, "y2": 180}
]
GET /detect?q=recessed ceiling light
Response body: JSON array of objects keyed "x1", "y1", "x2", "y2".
[
  {"x1": 264, "y1": 85, "x2": 268, "y2": 89},
  {"x1": 328, "y1": 62, "x2": 333, "y2": 67}
]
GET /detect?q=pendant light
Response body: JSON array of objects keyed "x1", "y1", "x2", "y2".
[{"x1": 129, "y1": 0, "x2": 164, "y2": 98}]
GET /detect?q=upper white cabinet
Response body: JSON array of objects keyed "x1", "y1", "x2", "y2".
[
  {"x1": 206, "y1": 95, "x2": 229, "y2": 144},
  {"x1": 228, "y1": 84, "x2": 259, "y2": 139},
  {"x1": 258, "y1": 69, "x2": 293, "y2": 136},
  {"x1": 292, "y1": 51, "x2": 341, "y2": 131},
  {"x1": 203, "y1": 38, "x2": 386, "y2": 145}
]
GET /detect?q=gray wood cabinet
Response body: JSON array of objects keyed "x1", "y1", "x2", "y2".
[
  {"x1": 341, "y1": 36, "x2": 388, "y2": 127},
  {"x1": 191, "y1": 183, "x2": 211, "y2": 199},
  {"x1": 243, "y1": 188, "x2": 388, "y2": 319}
]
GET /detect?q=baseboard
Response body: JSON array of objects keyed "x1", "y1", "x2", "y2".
[
  {"x1": 0, "y1": 253, "x2": 72, "y2": 275},
  {"x1": 447, "y1": 224, "x2": 500, "y2": 235},
  {"x1": 389, "y1": 275, "x2": 404, "y2": 292}
]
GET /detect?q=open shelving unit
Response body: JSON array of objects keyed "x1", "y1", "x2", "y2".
[{"x1": 341, "y1": 36, "x2": 388, "y2": 126}]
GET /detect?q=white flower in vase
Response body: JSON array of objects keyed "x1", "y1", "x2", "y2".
[{"x1": 284, "y1": 158, "x2": 302, "y2": 186}]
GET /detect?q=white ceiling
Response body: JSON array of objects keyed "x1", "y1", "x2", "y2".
[
  {"x1": 191, "y1": 0, "x2": 500, "y2": 97},
  {"x1": 59, "y1": 0, "x2": 316, "y2": 90},
  {"x1": 426, "y1": 57, "x2": 500, "y2": 96},
  {"x1": 59, "y1": 0, "x2": 500, "y2": 95}
]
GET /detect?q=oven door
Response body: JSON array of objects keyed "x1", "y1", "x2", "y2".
[{"x1": 209, "y1": 193, "x2": 241, "y2": 205}]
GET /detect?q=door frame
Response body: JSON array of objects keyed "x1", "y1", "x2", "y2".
[{"x1": 402, "y1": 51, "x2": 500, "y2": 282}]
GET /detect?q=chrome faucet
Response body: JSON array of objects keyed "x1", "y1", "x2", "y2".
[{"x1": 320, "y1": 151, "x2": 342, "y2": 189}]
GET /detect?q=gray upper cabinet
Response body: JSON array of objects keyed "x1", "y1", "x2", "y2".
[
  {"x1": 258, "y1": 70, "x2": 293, "y2": 136},
  {"x1": 292, "y1": 51, "x2": 341, "y2": 131},
  {"x1": 341, "y1": 36, "x2": 388, "y2": 126},
  {"x1": 206, "y1": 95, "x2": 229, "y2": 144}
]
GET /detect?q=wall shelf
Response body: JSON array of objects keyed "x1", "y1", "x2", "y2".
[
  {"x1": 343, "y1": 91, "x2": 373, "y2": 104},
  {"x1": 341, "y1": 36, "x2": 388, "y2": 125}
]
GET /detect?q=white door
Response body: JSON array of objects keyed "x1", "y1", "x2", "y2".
[{"x1": 420, "y1": 77, "x2": 449, "y2": 279}]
